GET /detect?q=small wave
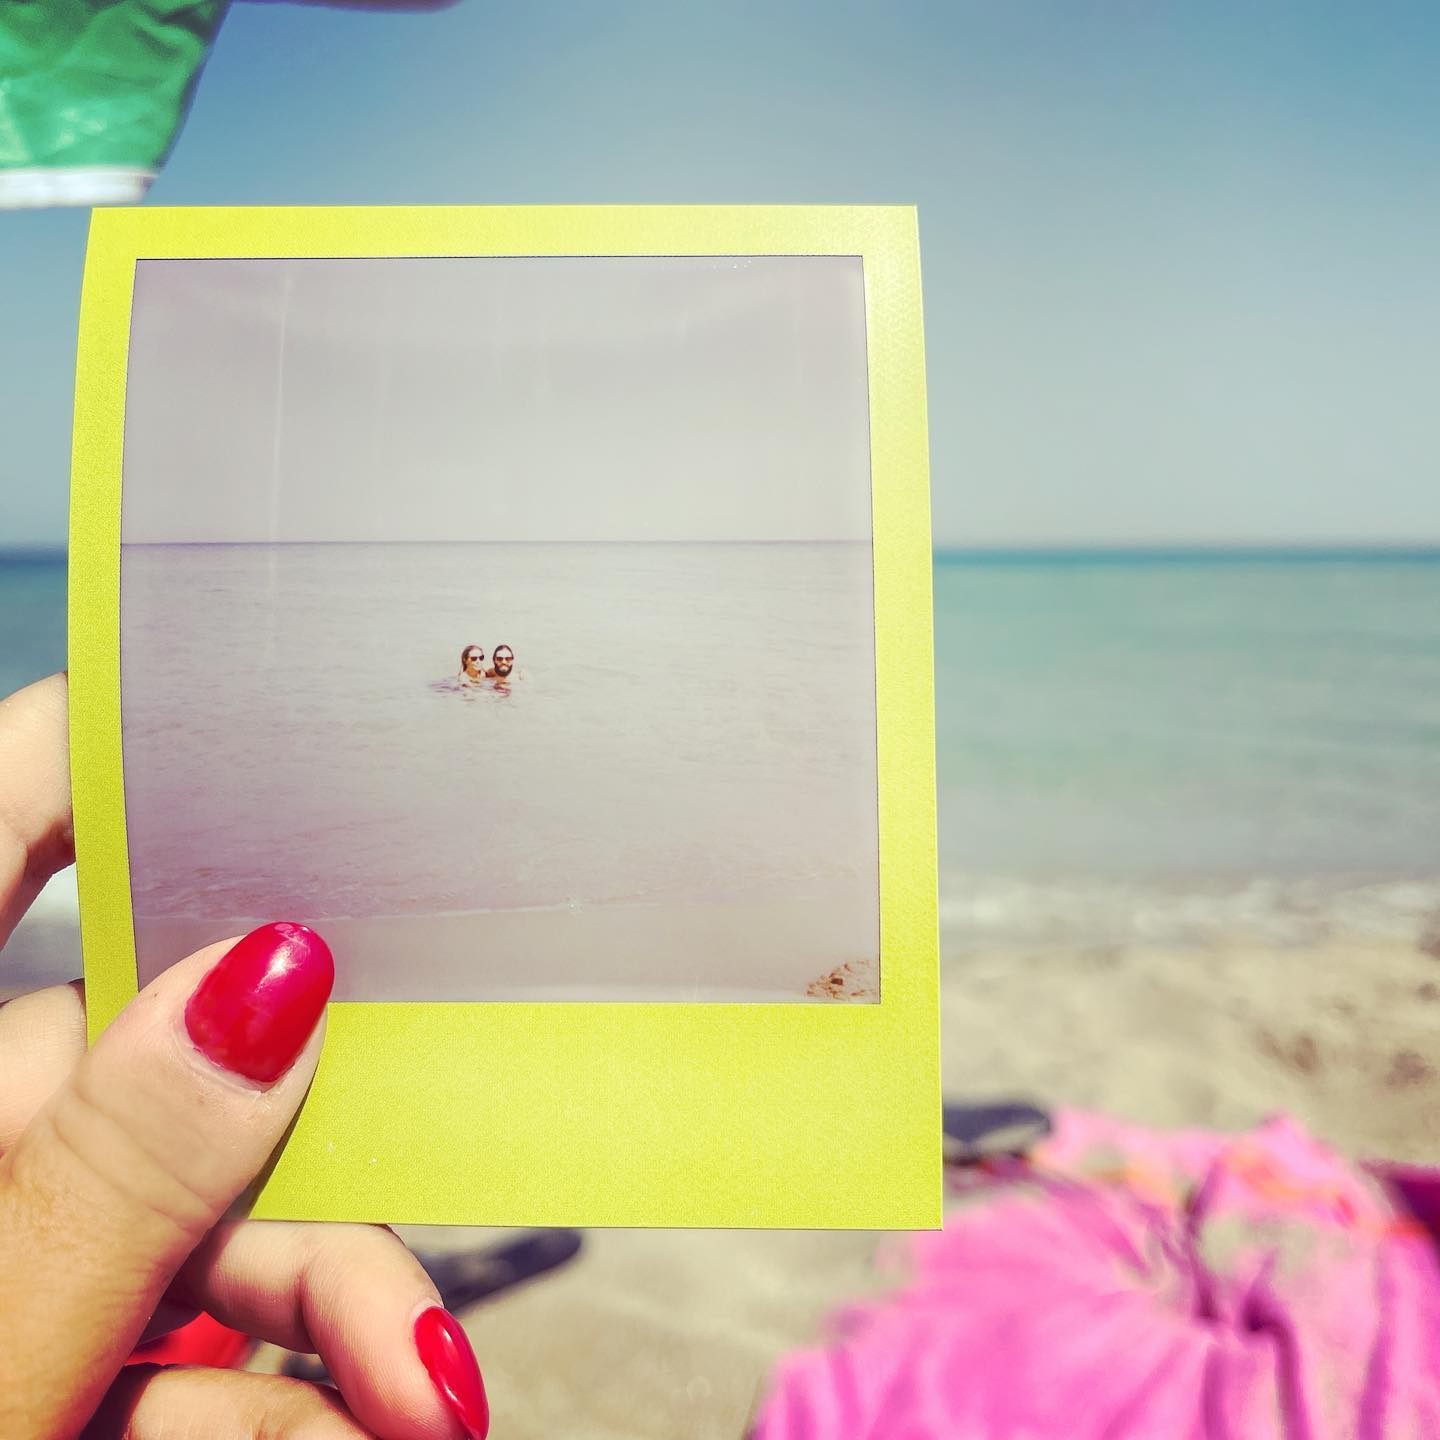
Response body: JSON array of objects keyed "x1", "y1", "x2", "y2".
[{"x1": 939, "y1": 872, "x2": 1440, "y2": 948}]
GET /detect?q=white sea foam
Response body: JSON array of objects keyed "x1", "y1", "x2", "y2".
[{"x1": 940, "y1": 872, "x2": 1440, "y2": 949}]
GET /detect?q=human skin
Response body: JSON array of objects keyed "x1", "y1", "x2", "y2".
[{"x1": 0, "y1": 675, "x2": 490, "y2": 1439}]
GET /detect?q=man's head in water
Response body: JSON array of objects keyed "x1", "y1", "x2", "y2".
[
  {"x1": 492, "y1": 645, "x2": 515, "y2": 678},
  {"x1": 460, "y1": 645, "x2": 485, "y2": 679}
]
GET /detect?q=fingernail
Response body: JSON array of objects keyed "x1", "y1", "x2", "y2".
[
  {"x1": 415, "y1": 1306, "x2": 490, "y2": 1440},
  {"x1": 184, "y1": 923, "x2": 334, "y2": 1083}
]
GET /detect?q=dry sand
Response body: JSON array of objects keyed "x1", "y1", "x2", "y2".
[{"x1": 7, "y1": 878, "x2": 1440, "y2": 1438}]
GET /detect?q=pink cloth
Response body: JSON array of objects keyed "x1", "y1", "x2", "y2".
[{"x1": 753, "y1": 1111, "x2": 1440, "y2": 1439}]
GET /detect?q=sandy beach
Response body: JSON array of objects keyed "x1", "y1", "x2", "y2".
[{"x1": 8, "y1": 873, "x2": 1439, "y2": 1438}]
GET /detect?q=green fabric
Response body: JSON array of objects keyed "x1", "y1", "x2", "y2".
[{"x1": 0, "y1": 0, "x2": 229, "y2": 171}]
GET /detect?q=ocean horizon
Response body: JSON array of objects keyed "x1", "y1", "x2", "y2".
[{"x1": 13, "y1": 542, "x2": 1440, "y2": 556}]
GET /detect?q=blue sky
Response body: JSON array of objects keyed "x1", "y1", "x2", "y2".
[{"x1": 2, "y1": 0, "x2": 1438, "y2": 546}]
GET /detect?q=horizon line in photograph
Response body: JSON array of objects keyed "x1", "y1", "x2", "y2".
[{"x1": 117, "y1": 537, "x2": 875, "y2": 547}]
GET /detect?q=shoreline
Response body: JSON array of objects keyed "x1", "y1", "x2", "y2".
[
  {"x1": 8, "y1": 867, "x2": 1437, "y2": 1001},
  {"x1": 940, "y1": 870, "x2": 1440, "y2": 950},
  {"x1": 10, "y1": 869, "x2": 1440, "y2": 1161},
  {"x1": 133, "y1": 892, "x2": 881, "y2": 1003}
]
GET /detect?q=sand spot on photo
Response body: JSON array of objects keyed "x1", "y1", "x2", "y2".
[{"x1": 805, "y1": 959, "x2": 877, "y2": 1002}]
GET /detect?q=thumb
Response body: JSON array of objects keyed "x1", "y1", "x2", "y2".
[{"x1": 0, "y1": 923, "x2": 333, "y2": 1440}]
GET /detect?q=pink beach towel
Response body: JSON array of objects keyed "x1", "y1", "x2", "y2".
[{"x1": 753, "y1": 1111, "x2": 1440, "y2": 1439}]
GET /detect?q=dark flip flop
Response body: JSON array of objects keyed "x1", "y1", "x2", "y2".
[
  {"x1": 942, "y1": 1102, "x2": 1052, "y2": 1165},
  {"x1": 415, "y1": 1228, "x2": 584, "y2": 1311},
  {"x1": 283, "y1": 1228, "x2": 583, "y2": 1381}
]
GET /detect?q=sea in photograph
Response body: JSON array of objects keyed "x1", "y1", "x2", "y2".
[{"x1": 119, "y1": 541, "x2": 881, "y2": 1002}]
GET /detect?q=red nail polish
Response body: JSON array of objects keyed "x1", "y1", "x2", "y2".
[
  {"x1": 183, "y1": 923, "x2": 334, "y2": 1084},
  {"x1": 415, "y1": 1306, "x2": 489, "y2": 1440}
]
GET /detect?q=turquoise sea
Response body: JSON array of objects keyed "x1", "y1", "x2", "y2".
[
  {"x1": 4, "y1": 548, "x2": 1439, "y2": 953},
  {"x1": 0, "y1": 550, "x2": 65, "y2": 700},
  {"x1": 933, "y1": 550, "x2": 1440, "y2": 878}
]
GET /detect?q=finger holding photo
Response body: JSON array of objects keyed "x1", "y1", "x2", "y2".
[{"x1": 0, "y1": 677, "x2": 487, "y2": 1439}]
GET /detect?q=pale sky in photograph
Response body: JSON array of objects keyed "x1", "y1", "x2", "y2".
[
  {"x1": 121, "y1": 256, "x2": 871, "y2": 544},
  {"x1": 2, "y1": 3, "x2": 1438, "y2": 545}
]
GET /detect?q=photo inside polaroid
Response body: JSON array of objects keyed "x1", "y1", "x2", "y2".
[{"x1": 118, "y1": 255, "x2": 879, "y2": 1002}]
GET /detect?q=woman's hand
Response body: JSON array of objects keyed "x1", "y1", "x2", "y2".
[{"x1": 0, "y1": 675, "x2": 490, "y2": 1439}]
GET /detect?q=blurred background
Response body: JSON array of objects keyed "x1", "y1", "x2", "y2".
[{"x1": 3, "y1": 4, "x2": 1439, "y2": 1436}]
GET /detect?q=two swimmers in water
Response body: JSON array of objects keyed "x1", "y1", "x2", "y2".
[{"x1": 458, "y1": 644, "x2": 517, "y2": 689}]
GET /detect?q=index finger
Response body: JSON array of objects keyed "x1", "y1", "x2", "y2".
[{"x1": 0, "y1": 675, "x2": 74, "y2": 948}]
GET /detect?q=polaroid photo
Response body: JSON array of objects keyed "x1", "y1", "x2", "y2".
[{"x1": 70, "y1": 206, "x2": 939, "y2": 1228}]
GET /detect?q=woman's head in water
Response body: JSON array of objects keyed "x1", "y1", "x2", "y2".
[{"x1": 460, "y1": 645, "x2": 485, "y2": 678}]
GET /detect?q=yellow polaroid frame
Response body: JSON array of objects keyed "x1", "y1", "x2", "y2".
[{"x1": 70, "y1": 205, "x2": 939, "y2": 1229}]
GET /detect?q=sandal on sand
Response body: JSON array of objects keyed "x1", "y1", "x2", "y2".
[
  {"x1": 416, "y1": 1228, "x2": 584, "y2": 1312},
  {"x1": 283, "y1": 1228, "x2": 583, "y2": 1381},
  {"x1": 942, "y1": 1102, "x2": 1052, "y2": 1165}
]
